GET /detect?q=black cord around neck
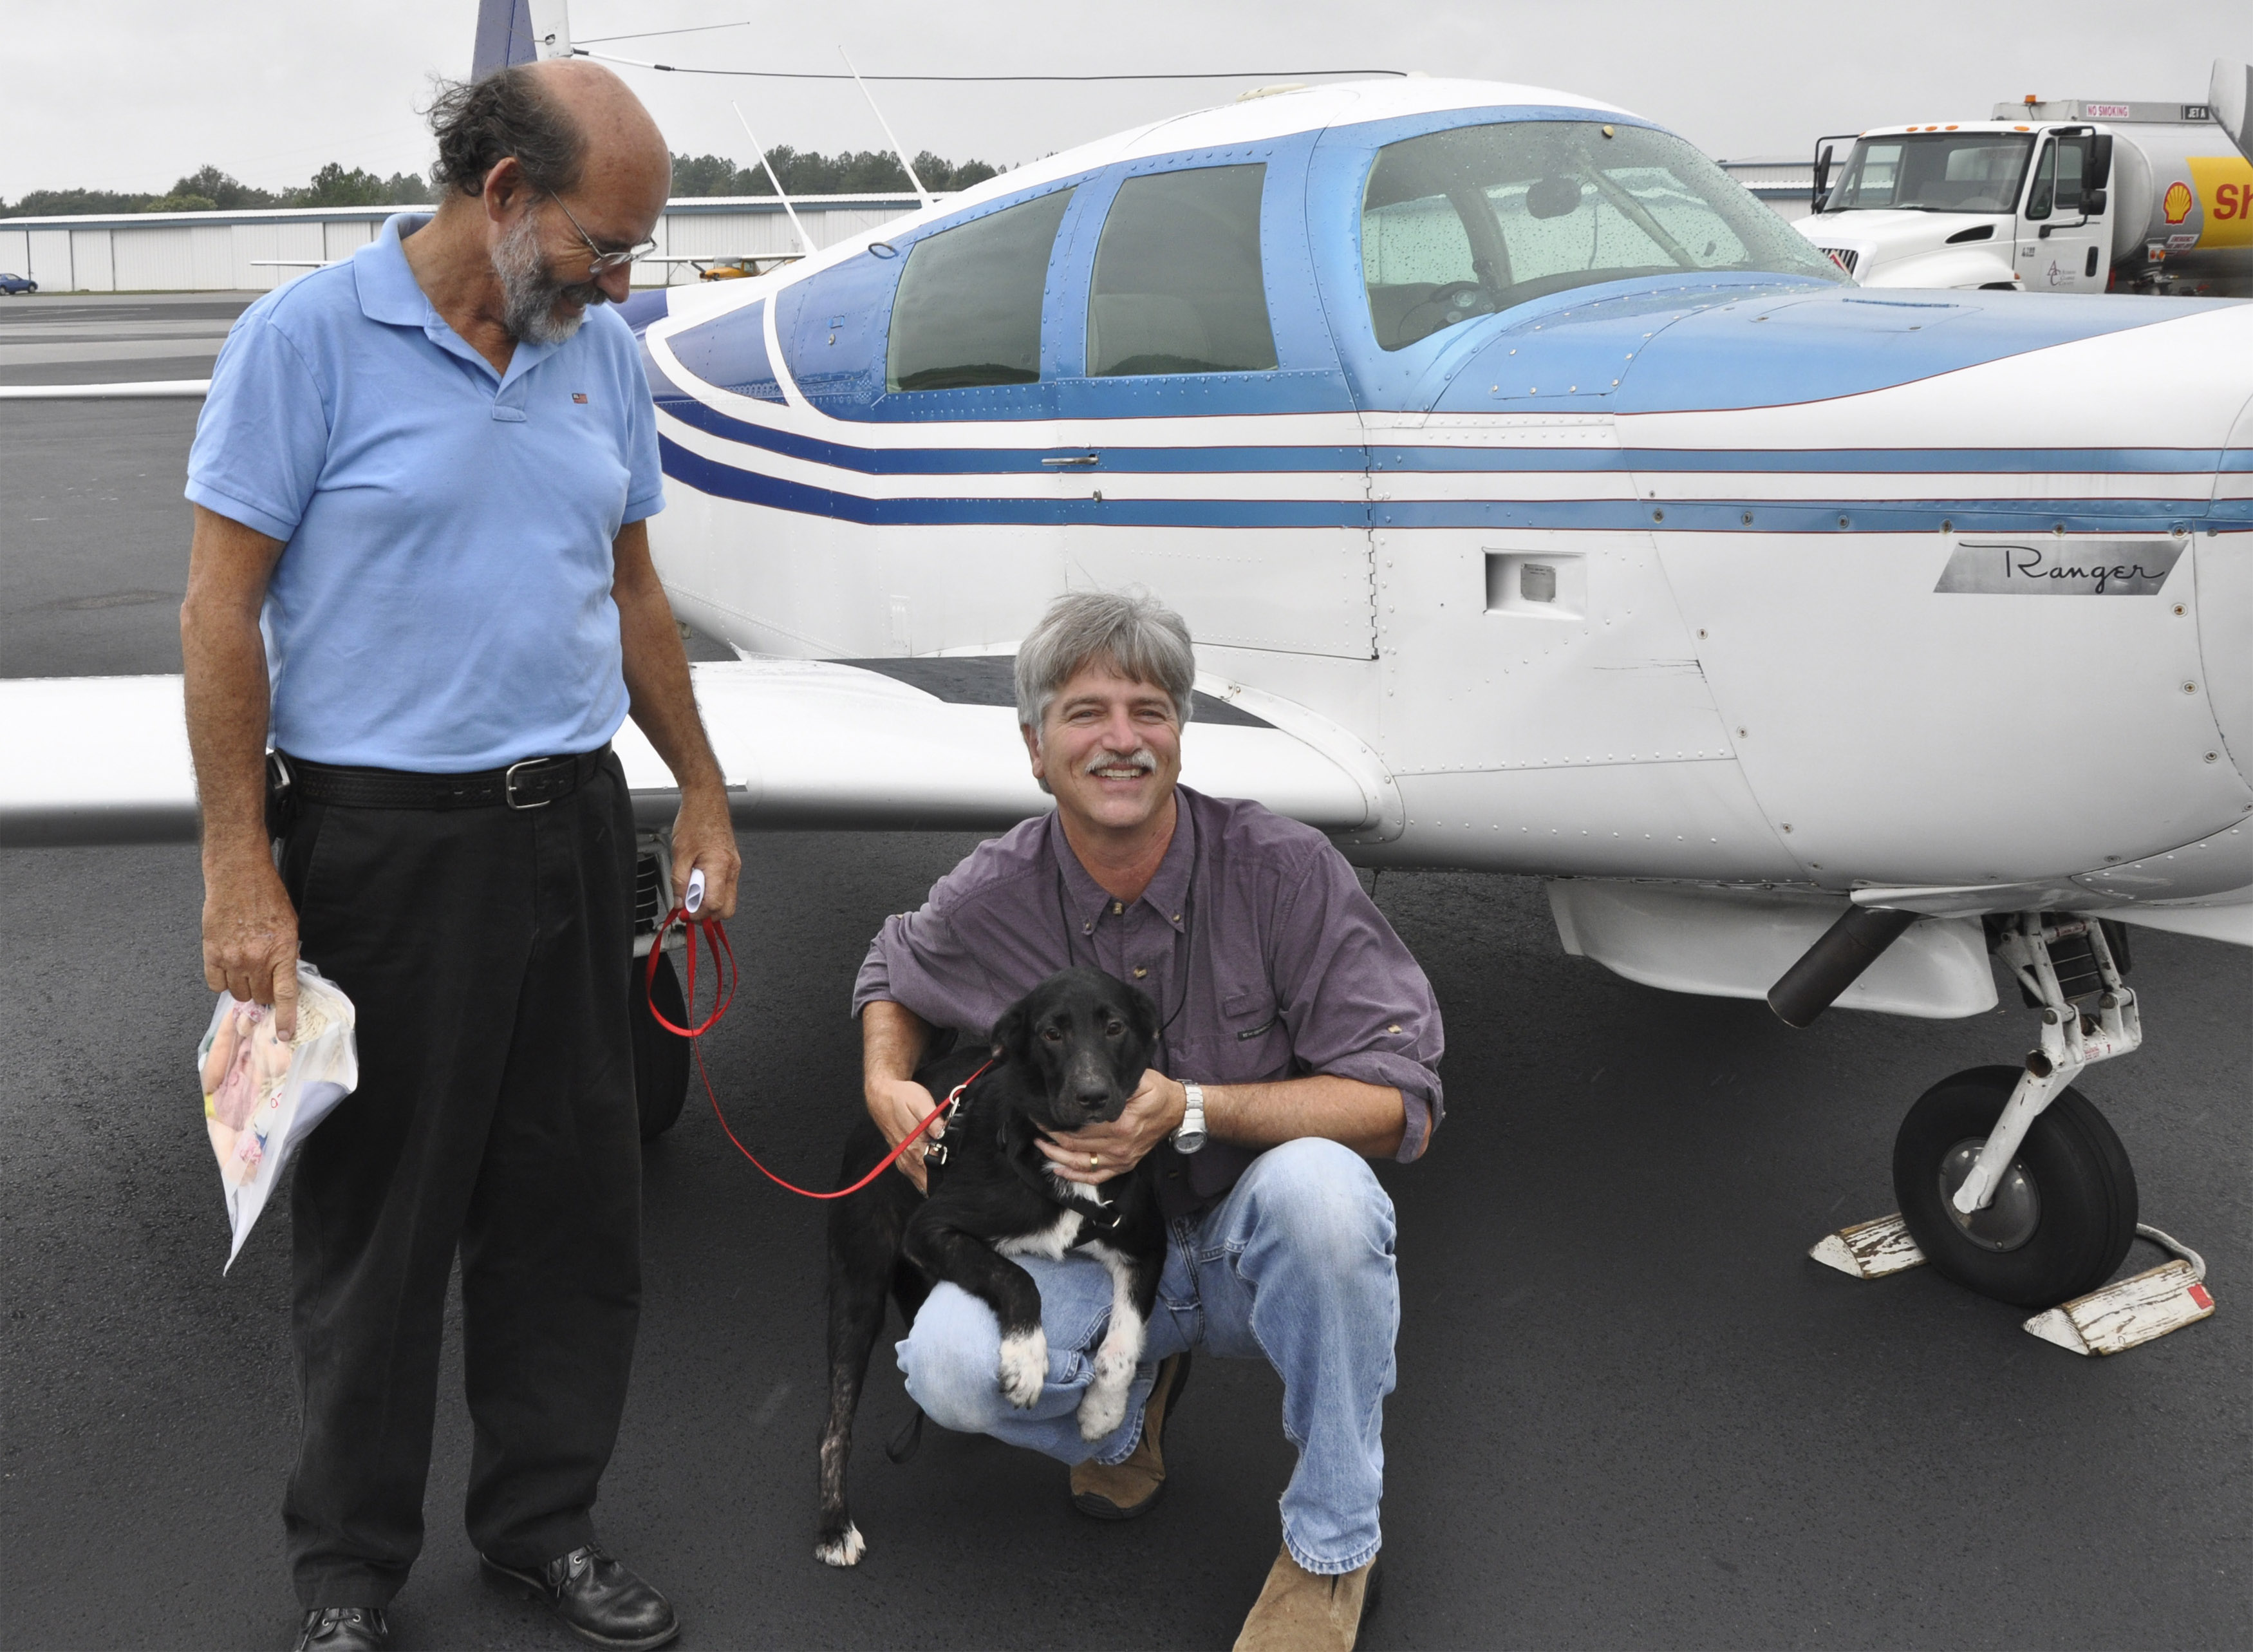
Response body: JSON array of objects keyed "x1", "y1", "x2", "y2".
[{"x1": 1054, "y1": 821, "x2": 1197, "y2": 1068}]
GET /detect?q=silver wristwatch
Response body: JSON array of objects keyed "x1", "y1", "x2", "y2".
[{"x1": 1172, "y1": 1081, "x2": 1208, "y2": 1155}]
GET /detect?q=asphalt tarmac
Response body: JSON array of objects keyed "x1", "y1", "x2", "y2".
[{"x1": 3, "y1": 299, "x2": 2248, "y2": 1651}]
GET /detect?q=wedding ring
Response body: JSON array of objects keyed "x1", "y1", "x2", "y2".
[{"x1": 1089, "y1": 1153, "x2": 1100, "y2": 1169}]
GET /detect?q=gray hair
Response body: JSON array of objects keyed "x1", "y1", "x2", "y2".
[
  {"x1": 427, "y1": 68, "x2": 585, "y2": 198},
  {"x1": 1014, "y1": 590, "x2": 1196, "y2": 735}
]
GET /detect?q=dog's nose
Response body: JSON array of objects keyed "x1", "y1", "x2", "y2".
[{"x1": 1074, "y1": 1084, "x2": 1111, "y2": 1111}]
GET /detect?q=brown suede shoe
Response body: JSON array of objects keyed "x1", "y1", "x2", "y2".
[
  {"x1": 1231, "y1": 1544, "x2": 1382, "y2": 1652},
  {"x1": 1070, "y1": 1351, "x2": 1192, "y2": 1519}
]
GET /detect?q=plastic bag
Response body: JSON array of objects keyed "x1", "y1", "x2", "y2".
[{"x1": 197, "y1": 961, "x2": 359, "y2": 1270}]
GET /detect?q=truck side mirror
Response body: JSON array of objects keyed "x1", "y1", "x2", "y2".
[
  {"x1": 2084, "y1": 186, "x2": 2108, "y2": 216},
  {"x1": 2088, "y1": 133, "x2": 2115, "y2": 189},
  {"x1": 1811, "y1": 143, "x2": 1834, "y2": 212}
]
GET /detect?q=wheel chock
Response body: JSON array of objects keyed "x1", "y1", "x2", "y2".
[
  {"x1": 1809, "y1": 1212, "x2": 1927, "y2": 1279},
  {"x1": 2024, "y1": 1254, "x2": 2216, "y2": 1356}
]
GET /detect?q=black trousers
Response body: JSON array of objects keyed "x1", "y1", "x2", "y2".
[{"x1": 277, "y1": 755, "x2": 640, "y2": 1608}]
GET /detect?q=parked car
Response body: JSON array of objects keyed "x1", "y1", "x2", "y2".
[{"x1": 0, "y1": 272, "x2": 39, "y2": 295}]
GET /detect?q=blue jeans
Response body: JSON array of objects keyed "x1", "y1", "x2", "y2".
[{"x1": 896, "y1": 1138, "x2": 1399, "y2": 1575}]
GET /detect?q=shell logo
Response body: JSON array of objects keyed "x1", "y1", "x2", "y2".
[{"x1": 2162, "y1": 180, "x2": 2194, "y2": 224}]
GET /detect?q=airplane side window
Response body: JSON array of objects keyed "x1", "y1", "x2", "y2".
[
  {"x1": 1361, "y1": 120, "x2": 1840, "y2": 350},
  {"x1": 1087, "y1": 164, "x2": 1278, "y2": 376},
  {"x1": 886, "y1": 187, "x2": 1075, "y2": 392}
]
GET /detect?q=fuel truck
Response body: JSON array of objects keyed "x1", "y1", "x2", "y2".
[{"x1": 1795, "y1": 60, "x2": 2253, "y2": 296}]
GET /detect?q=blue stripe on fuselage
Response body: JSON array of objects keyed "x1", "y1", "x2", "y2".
[
  {"x1": 657, "y1": 394, "x2": 2215, "y2": 482},
  {"x1": 659, "y1": 436, "x2": 2202, "y2": 534},
  {"x1": 655, "y1": 391, "x2": 1368, "y2": 474}
]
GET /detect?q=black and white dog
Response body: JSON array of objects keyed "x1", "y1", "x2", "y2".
[{"x1": 817, "y1": 968, "x2": 1168, "y2": 1567}]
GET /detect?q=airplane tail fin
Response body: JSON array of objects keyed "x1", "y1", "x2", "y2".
[{"x1": 471, "y1": 0, "x2": 572, "y2": 79}]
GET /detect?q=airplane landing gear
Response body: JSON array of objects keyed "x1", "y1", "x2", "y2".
[
  {"x1": 1892, "y1": 1065, "x2": 2136, "y2": 1307},
  {"x1": 1809, "y1": 912, "x2": 2216, "y2": 1353}
]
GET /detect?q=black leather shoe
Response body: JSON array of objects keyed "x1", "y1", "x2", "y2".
[
  {"x1": 481, "y1": 1544, "x2": 679, "y2": 1650},
  {"x1": 292, "y1": 1606, "x2": 391, "y2": 1652}
]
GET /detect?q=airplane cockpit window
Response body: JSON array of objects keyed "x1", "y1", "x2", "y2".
[
  {"x1": 1822, "y1": 133, "x2": 2035, "y2": 215},
  {"x1": 1087, "y1": 164, "x2": 1278, "y2": 375},
  {"x1": 1361, "y1": 120, "x2": 1842, "y2": 350},
  {"x1": 886, "y1": 187, "x2": 1076, "y2": 392}
]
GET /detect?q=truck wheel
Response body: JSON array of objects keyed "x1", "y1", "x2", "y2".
[
  {"x1": 1892, "y1": 1066, "x2": 2136, "y2": 1308},
  {"x1": 631, "y1": 952, "x2": 692, "y2": 1140}
]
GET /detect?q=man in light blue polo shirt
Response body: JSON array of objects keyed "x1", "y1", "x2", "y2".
[{"x1": 181, "y1": 61, "x2": 733, "y2": 1652}]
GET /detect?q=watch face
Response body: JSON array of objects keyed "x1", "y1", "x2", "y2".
[{"x1": 1173, "y1": 1126, "x2": 1208, "y2": 1155}]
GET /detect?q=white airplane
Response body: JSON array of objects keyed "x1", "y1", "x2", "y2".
[{"x1": 5, "y1": 61, "x2": 2247, "y2": 1347}]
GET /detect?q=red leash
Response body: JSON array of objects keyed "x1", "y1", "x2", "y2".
[{"x1": 643, "y1": 903, "x2": 987, "y2": 1199}]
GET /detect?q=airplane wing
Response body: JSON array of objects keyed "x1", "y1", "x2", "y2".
[
  {"x1": 0, "y1": 380, "x2": 210, "y2": 400},
  {"x1": 0, "y1": 659, "x2": 1387, "y2": 847}
]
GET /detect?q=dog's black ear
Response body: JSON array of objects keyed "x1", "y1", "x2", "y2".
[
  {"x1": 992, "y1": 1002, "x2": 1031, "y2": 1060},
  {"x1": 1123, "y1": 982, "x2": 1161, "y2": 1044}
]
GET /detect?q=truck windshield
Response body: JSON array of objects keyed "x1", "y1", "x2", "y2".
[
  {"x1": 1822, "y1": 133, "x2": 2033, "y2": 214},
  {"x1": 1362, "y1": 119, "x2": 1842, "y2": 351}
]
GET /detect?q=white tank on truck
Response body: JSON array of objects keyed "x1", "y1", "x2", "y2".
[{"x1": 1795, "y1": 62, "x2": 2253, "y2": 297}]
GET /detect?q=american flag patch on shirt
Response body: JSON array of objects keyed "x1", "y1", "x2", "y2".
[{"x1": 572, "y1": 392, "x2": 589, "y2": 404}]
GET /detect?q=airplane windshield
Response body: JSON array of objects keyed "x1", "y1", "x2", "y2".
[
  {"x1": 1362, "y1": 119, "x2": 1842, "y2": 351},
  {"x1": 1820, "y1": 133, "x2": 2033, "y2": 215}
]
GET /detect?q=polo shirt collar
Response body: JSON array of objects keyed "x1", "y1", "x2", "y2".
[
  {"x1": 1050, "y1": 787, "x2": 1197, "y2": 939},
  {"x1": 355, "y1": 213, "x2": 435, "y2": 326},
  {"x1": 354, "y1": 211, "x2": 559, "y2": 390}
]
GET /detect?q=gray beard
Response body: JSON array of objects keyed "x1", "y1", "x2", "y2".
[{"x1": 493, "y1": 211, "x2": 604, "y2": 345}]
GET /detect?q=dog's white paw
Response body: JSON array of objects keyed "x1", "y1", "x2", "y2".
[
  {"x1": 1077, "y1": 1348, "x2": 1136, "y2": 1440},
  {"x1": 1076, "y1": 1379, "x2": 1131, "y2": 1441},
  {"x1": 998, "y1": 1329, "x2": 1049, "y2": 1408},
  {"x1": 815, "y1": 1523, "x2": 865, "y2": 1568}
]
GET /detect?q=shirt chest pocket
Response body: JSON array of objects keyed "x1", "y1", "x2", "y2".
[
  {"x1": 1222, "y1": 988, "x2": 1280, "y2": 1041},
  {"x1": 1171, "y1": 988, "x2": 1290, "y2": 1084}
]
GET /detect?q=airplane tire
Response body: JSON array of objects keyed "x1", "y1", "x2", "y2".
[
  {"x1": 631, "y1": 952, "x2": 692, "y2": 1140},
  {"x1": 1893, "y1": 1065, "x2": 2136, "y2": 1309}
]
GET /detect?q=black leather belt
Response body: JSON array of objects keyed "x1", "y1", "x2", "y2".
[{"x1": 276, "y1": 746, "x2": 612, "y2": 812}]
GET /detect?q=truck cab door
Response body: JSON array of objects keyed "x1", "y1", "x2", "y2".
[{"x1": 2018, "y1": 130, "x2": 2109, "y2": 290}]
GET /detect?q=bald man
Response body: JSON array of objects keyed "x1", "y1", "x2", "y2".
[{"x1": 182, "y1": 61, "x2": 731, "y2": 1652}]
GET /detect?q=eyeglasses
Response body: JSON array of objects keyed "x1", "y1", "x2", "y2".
[{"x1": 546, "y1": 194, "x2": 657, "y2": 274}]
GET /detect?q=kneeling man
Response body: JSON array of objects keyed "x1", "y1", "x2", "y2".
[{"x1": 857, "y1": 591, "x2": 1443, "y2": 1651}]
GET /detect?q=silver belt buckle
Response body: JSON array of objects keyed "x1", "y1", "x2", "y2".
[{"x1": 503, "y1": 757, "x2": 556, "y2": 810}]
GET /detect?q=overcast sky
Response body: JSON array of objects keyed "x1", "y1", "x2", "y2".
[{"x1": 3, "y1": 1, "x2": 2244, "y2": 201}]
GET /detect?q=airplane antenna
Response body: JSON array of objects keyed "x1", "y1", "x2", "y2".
[
  {"x1": 839, "y1": 46, "x2": 934, "y2": 209},
  {"x1": 731, "y1": 102, "x2": 815, "y2": 256}
]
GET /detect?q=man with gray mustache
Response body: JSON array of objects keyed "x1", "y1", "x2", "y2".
[
  {"x1": 857, "y1": 590, "x2": 1445, "y2": 1651},
  {"x1": 182, "y1": 59, "x2": 733, "y2": 1652}
]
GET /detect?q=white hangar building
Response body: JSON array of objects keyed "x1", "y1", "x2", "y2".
[{"x1": 0, "y1": 193, "x2": 937, "y2": 294}]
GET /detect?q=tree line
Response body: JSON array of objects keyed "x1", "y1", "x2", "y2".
[
  {"x1": 3, "y1": 146, "x2": 1003, "y2": 218},
  {"x1": 3, "y1": 164, "x2": 435, "y2": 218},
  {"x1": 668, "y1": 147, "x2": 999, "y2": 197}
]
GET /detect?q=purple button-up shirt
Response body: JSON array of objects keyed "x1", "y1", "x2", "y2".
[{"x1": 854, "y1": 786, "x2": 1444, "y2": 1215}]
